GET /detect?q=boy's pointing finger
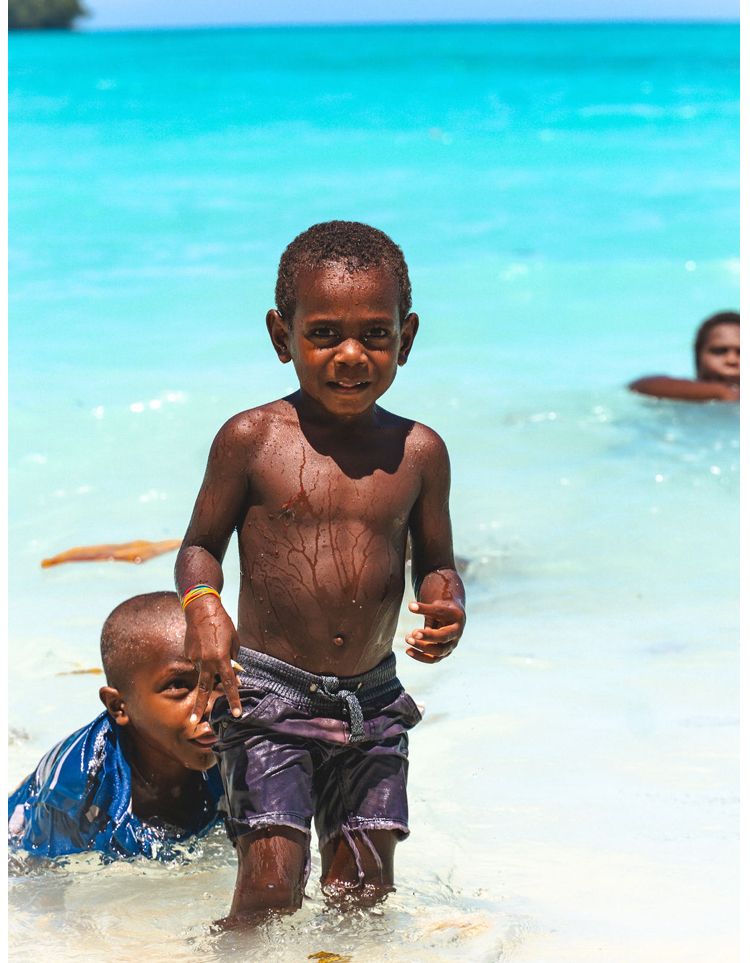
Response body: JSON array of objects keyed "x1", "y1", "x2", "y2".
[
  {"x1": 190, "y1": 669, "x2": 213, "y2": 724},
  {"x1": 219, "y1": 662, "x2": 243, "y2": 719}
]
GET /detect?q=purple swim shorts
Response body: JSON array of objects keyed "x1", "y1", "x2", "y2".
[{"x1": 210, "y1": 648, "x2": 422, "y2": 852}]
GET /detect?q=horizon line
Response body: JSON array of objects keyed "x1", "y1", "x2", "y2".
[{"x1": 69, "y1": 17, "x2": 740, "y2": 34}]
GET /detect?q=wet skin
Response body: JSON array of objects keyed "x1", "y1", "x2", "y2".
[
  {"x1": 176, "y1": 264, "x2": 466, "y2": 718},
  {"x1": 99, "y1": 629, "x2": 219, "y2": 828},
  {"x1": 629, "y1": 321, "x2": 740, "y2": 402},
  {"x1": 175, "y1": 264, "x2": 466, "y2": 919}
]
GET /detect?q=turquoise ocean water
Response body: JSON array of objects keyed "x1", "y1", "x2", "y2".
[{"x1": 8, "y1": 24, "x2": 739, "y2": 962}]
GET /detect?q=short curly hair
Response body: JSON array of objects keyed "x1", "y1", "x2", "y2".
[
  {"x1": 693, "y1": 310, "x2": 739, "y2": 372},
  {"x1": 275, "y1": 221, "x2": 412, "y2": 323},
  {"x1": 100, "y1": 591, "x2": 183, "y2": 692}
]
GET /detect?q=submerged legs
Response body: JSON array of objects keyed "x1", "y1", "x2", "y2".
[
  {"x1": 227, "y1": 826, "x2": 308, "y2": 924},
  {"x1": 320, "y1": 828, "x2": 398, "y2": 907},
  {"x1": 224, "y1": 826, "x2": 399, "y2": 925}
]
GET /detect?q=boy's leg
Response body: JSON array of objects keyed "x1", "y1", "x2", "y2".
[
  {"x1": 229, "y1": 826, "x2": 309, "y2": 922},
  {"x1": 211, "y1": 683, "x2": 317, "y2": 924},
  {"x1": 320, "y1": 829, "x2": 398, "y2": 905},
  {"x1": 313, "y1": 691, "x2": 421, "y2": 906}
]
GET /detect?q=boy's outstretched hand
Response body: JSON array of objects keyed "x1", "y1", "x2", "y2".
[
  {"x1": 184, "y1": 595, "x2": 243, "y2": 722},
  {"x1": 405, "y1": 599, "x2": 465, "y2": 663}
]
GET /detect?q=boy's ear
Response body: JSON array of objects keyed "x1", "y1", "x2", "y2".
[
  {"x1": 99, "y1": 686, "x2": 130, "y2": 727},
  {"x1": 398, "y1": 313, "x2": 419, "y2": 366},
  {"x1": 266, "y1": 309, "x2": 292, "y2": 364}
]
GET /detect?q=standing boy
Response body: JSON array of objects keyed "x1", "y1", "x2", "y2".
[{"x1": 175, "y1": 221, "x2": 465, "y2": 920}]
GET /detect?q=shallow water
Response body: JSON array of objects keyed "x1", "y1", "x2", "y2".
[{"x1": 8, "y1": 22, "x2": 739, "y2": 962}]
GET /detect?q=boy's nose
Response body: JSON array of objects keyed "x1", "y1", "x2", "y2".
[{"x1": 334, "y1": 338, "x2": 367, "y2": 364}]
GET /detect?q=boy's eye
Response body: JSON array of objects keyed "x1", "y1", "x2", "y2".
[
  {"x1": 162, "y1": 676, "x2": 195, "y2": 694},
  {"x1": 364, "y1": 328, "x2": 390, "y2": 341},
  {"x1": 309, "y1": 326, "x2": 338, "y2": 340}
]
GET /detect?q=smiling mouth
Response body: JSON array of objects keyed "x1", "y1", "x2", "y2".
[{"x1": 328, "y1": 381, "x2": 370, "y2": 392}]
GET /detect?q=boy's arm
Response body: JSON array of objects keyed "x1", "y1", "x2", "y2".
[
  {"x1": 629, "y1": 376, "x2": 739, "y2": 402},
  {"x1": 406, "y1": 430, "x2": 466, "y2": 664},
  {"x1": 175, "y1": 418, "x2": 250, "y2": 721}
]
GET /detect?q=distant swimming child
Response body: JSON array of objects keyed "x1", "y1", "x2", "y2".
[
  {"x1": 629, "y1": 310, "x2": 739, "y2": 402},
  {"x1": 175, "y1": 220, "x2": 466, "y2": 921},
  {"x1": 8, "y1": 592, "x2": 224, "y2": 859}
]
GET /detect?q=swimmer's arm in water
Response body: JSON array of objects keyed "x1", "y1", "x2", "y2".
[
  {"x1": 175, "y1": 416, "x2": 252, "y2": 721},
  {"x1": 629, "y1": 376, "x2": 739, "y2": 402},
  {"x1": 405, "y1": 428, "x2": 466, "y2": 664}
]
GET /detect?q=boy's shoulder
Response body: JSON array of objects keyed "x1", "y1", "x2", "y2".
[
  {"x1": 213, "y1": 399, "x2": 296, "y2": 449},
  {"x1": 391, "y1": 413, "x2": 450, "y2": 463},
  {"x1": 10, "y1": 712, "x2": 115, "y2": 804},
  {"x1": 8, "y1": 712, "x2": 125, "y2": 856},
  {"x1": 212, "y1": 402, "x2": 450, "y2": 470},
  {"x1": 8, "y1": 713, "x2": 224, "y2": 859},
  {"x1": 373, "y1": 409, "x2": 450, "y2": 476}
]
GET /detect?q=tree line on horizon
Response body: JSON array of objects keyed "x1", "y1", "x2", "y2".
[{"x1": 8, "y1": 0, "x2": 88, "y2": 30}]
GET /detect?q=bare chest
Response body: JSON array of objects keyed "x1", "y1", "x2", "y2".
[{"x1": 243, "y1": 438, "x2": 420, "y2": 533}]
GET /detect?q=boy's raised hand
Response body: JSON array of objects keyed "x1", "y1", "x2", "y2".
[
  {"x1": 184, "y1": 595, "x2": 243, "y2": 722},
  {"x1": 405, "y1": 599, "x2": 465, "y2": 664}
]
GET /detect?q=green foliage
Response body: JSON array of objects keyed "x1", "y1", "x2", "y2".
[{"x1": 8, "y1": 0, "x2": 88, "y2": 30}]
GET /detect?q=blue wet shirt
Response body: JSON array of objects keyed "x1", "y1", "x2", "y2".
[{"x1": 8, "y1": 712, "x2": 224, "y2": 859}]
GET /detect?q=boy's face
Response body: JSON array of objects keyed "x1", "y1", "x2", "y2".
[
  {"x1": 106, "y1": 630, "x2": 218, "y2": 773},
  {"x1": 268, "y1": 264, "x2": 418, "y2": 420},
  {"x1": 697, "y1": 323, "x2": 740, "y2": 385}
]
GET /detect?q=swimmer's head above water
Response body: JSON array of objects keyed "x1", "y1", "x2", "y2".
[
  {"x1": 693, "y1": 310, "x2": 740, "y2": 386},
  {"x1": 8, "y1": 591, "x2": 224, "y2": 858},
  {"x1": 99, "y1": 591, "x2": 218, "y2": 773},
  {"x1": 629, "y1": 309, "x2": 740, "y2": 403}
]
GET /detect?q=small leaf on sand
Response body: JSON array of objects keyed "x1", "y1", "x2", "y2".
[{"x1": 307, "y1": 953, "x2": 352, "y2": 962}]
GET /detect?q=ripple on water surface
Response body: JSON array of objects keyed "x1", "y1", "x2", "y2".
[{"x1": 8, "y1": 830, "x2": 535, "y2": 963}]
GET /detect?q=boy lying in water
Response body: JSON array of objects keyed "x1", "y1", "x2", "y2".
[
  {"x1": 176, "y1": 220, "x2": 466, "y2": 921},
  {"x1": 8, "y1": 591, "x2": 224, "y2": 859},
  {"x1": 629, "y1": 310, "x2": 739, "y2": 402}
]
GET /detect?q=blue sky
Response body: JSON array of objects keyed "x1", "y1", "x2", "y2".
[{"x1": 84, "y1": 0, "x2": 739, "y2": 29}]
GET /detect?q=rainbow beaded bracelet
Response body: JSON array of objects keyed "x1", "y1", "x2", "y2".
[{"x1": 180, "y1": 583, "x2": 220, "y2": 610}]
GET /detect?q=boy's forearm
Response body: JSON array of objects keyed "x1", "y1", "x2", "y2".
[
  {"x1": 176, "y1": 541, "x2": 241, "y2": 720},
  {"x1": 629, "y1": 376, "x2": 738, "y2": 402},
  {"x1": 415, "y1": 567, "x2": 465, "y2": 610},
  {"x1": 175, "y1": 544, "x2": 225, "y2": 597}
]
